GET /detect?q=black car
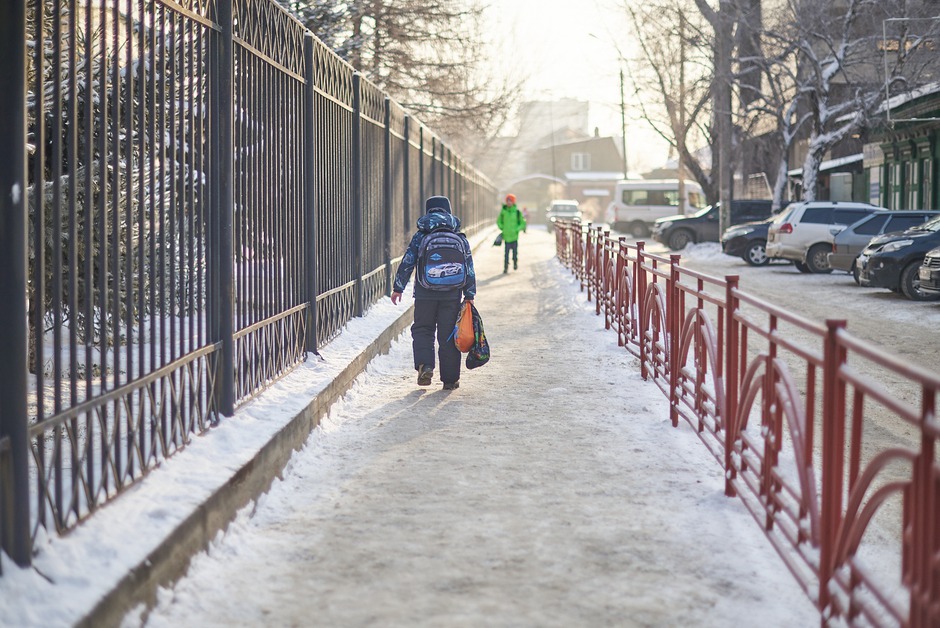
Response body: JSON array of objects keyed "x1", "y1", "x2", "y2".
[
  {"x1": 652, "y1": 200, "x2": 773, "y2": 251},
  {"x1": 720, "y1": 215, "x2": 777, "y2": 266},
  {"x1": 856, "y1": 214, "x2": 940, "y2": 301}
]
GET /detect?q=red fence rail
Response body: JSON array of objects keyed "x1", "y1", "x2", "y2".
[{"x1": 556, "y1": 222, "x2": 940, "y2": 627}]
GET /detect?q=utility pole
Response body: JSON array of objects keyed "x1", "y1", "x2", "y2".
[
  {"x1": 678, "y1": 8, "x2": 687, "y2": 214},
  {"x1": 717, "y1": 0, "x2": 734, "y2": 234},
  {"x1": 620, "y1": 68, "x2": 628, "y2": 179}
]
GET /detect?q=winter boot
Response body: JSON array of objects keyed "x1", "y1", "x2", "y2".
[
  {"x1": 417, "y1": 364, "x2": 433, "y2": 386},
  {"x1": 443, "y1": 381, "x2": 459, "y2": 391}
]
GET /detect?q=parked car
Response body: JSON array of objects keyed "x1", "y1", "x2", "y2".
[
  {"x1": 856, "y1": 214, "x2": 940, "y2": 300},
  {"x1": 605, "y1": 179, "x2": 706, "y2": 237},
  {"x1": 653, "y1": 199, "x2": 773, "y2": 250},
  {"x1": 721, "y1": 216, "x2": 777, "y2": 266},
  {"x1": 828, "y1": 210, "x2": 940, "y2": 282},
  {"x1": 766, "y1": 201, "x2": 882, "y2": 273},
  {"x1": 919, "y1": 245, "x2": 940, "y2": 297},
  {"x1": 546, "y1": 199, "x2": 582, "y2": 233}
]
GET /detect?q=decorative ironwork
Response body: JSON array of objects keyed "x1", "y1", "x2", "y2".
[
  {"x1": 556, "y1": 220, "x2": 940, "y2": 627},
  {"x1": 3, "y1": 0, "x2": 496, "y2": 566}
]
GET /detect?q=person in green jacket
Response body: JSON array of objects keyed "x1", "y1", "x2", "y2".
[{"x1": 496, "y1": 193, "x2": 527, "y2": 273}]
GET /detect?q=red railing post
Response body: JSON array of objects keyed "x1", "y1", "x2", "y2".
[
  {"x1": 616, "y1": 237, "x2": 627, "y2": 346},
  {"x1": 910, "y1": 387, "x2": 938, "y2": 628},
  {"x1": 598, "y1": 229, "x2": 608, "y2": 317},
  {"x1": 594, "y1": 226, "x2": 603, "y2": 312},
  {"x1": 724, "y1": 275, "x2": 740, "y2": 497},
  {"x1": 636, "y1": 242, "x2": 648, "y2": 380},
  {"x1": 819, "y1": 319, "x2": 848, "y2": 618},
  {"x1": 668, "y1": 255, "x2": 682, "y2": 427}
]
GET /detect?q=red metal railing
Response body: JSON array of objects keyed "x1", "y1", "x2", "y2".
[{"x1": 556, "y1": 222, "x2": 940, "y2": 627}]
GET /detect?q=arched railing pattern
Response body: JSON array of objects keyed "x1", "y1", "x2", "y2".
[{"x1": 553, "y1": 221, "x2": 940, "y2": 627}]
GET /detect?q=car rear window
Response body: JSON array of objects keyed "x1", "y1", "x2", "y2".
[
  {"x1": 853, "y1": 214, "x2": 887, "y2": 235},
  {"x1": 834, "y1": 209, "x2": 873, "y2": 225},
  {"x1": 801, "y1": 207, "x2": 833, "y2": 224},
  {"x1": 885, "y1": 215, "x2": 930, "y2": 232}
]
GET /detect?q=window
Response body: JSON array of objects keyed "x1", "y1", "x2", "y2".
[
  {"x1": 852, "y1": 214, "x2": 887, "y2": 235},
  {"x1": 651, "y1": 190, "x2": 680, "y2": 206},
  {"x1": 801, "y1": 207, "x2": 833, "y2": 224},
  {"x1": 907, "y1": 161, "x2": 920, "y2": 209},
  {"x1": 886, "y1": 215, "x2": 930, "y2": 232},
  {"x1": 571, "y1": 153, "x2": 591, "y2": 171},
  {"x1": 893, "y1": 163, "x2": 903, "y2": 209},
  {"x1": 834, "y1": 209, "x2": 874, "y2": 225},
  {"x1": 623, "y1": 190, "x2": 648, "y2": 205},
  {"x1": 924, "y1": 159, "x2": 934, "y2": 209}
]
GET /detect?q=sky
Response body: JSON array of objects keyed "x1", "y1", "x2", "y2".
[
  {"x1": 485, "y1": 0, "x2": 672, "y2": 173},
  {"x1": 0, "y1": 227, "x2": 847, "y2": 627}
]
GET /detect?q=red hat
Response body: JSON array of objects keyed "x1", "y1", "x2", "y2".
[{"x1": 505, "y1": 193, "x2": 516, "y2": 205}]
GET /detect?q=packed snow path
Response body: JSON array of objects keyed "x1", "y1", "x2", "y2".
[{"x1": 134, "y1": 228, "x2": 817, "y2": 627}]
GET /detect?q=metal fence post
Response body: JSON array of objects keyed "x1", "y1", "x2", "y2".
[
  {"x1": 383, "y1": 97, "x2": 392, "y2": 296},
  {"x1": 352, "y1": 73, "x2": 363, "y2": 317},
  {"x1": 216, "y1": 0, "x2": 235, "y2": 416},
  {"x1": 668, "y1": 254, "x2": 682, "y2": 427},
  {"x1": 724, "y1": 275, "x2": 740, "y2": 497},
  {"x1": 819, "y1": 318, "x2": 848, "y2": 616},
  {"x1": 402, "y1": 115, "x2": 410, "y2": 232},
  {"x1": 418, "y1": 127, "x2": 425, "y2": 202},
  {"x1": 304, "y1": 34, "x2": 319, "y2": 354},
  {"x1": 0, "y1": 0, "x2": 31, "y2": 567}
]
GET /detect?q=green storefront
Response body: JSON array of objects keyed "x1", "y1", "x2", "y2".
[{"x1": 864, "y1": 88, "x2": 940, "y2": 210}]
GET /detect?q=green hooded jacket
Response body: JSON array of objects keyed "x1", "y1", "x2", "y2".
[{"x1": 497, "y1": 204, "x2": 527, "y2": 242}]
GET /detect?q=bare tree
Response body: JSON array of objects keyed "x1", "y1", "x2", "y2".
[
  {"x1": 285, "y1": 0, "x2": 519, "y2": 156},
  {"x1": 736, "y1": 7, "x2": 811, "y2": 210},
  {"x1": 622, "y1": 1, "x2": 720, "y2": 204},
  {"x1": 771, "y1": 0, "x2": 940, "y2": 201}
]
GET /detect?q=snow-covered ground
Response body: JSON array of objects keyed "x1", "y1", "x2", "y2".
[{"x1": 1, "y1": 227, "x2": 820, "y2": 627}]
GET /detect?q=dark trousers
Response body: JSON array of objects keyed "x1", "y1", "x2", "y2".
[
  {"x1": 503, "y1": 240, "x2": 518, "y2": 270},
  {"x1": 412, "y1": 298, "x2": 462, "y2": 384}
]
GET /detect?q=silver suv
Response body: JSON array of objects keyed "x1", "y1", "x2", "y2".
[{"x1": 766, "y1": 201, "x2": 882, "y2": 273}]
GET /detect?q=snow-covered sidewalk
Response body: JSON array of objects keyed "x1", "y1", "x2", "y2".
[{"x1": 1, "y1": 227, "x2": 819, "y2": 627}]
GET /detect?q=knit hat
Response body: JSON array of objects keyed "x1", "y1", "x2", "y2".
[{"x1": 425, "y1": 195, "x2": 452, "y2": 213}]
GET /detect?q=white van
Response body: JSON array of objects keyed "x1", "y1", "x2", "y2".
[{"x1": 605, "y1": 179, "x2": 706, "y2": 237}]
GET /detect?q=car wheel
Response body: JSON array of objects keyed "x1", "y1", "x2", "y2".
[
  {"x1": 900, "y1": 261, "x2": 939, "y2": 301},
  {"x1": 743, "y1": 240, "x2": 769, "y2": 266},
  {"x1": 668, "y1": 229, "x2": 694, "y2": 250},
  {"x1": 629, "y1": 221, "x2": 649, "y2": 238},
  {"x1": 851, "y1": 261, "x2": 860, "y2": 285},
  {"x1": 794, "y1": 260, "x2": 812, "y2": 273},
  {"x1": 805, "y1": 244, "x2": 834, "y2": 274}
]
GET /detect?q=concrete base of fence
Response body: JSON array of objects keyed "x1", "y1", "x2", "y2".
[{"x1": 77, "y1": 306, "x2": 415, "y2": 628}]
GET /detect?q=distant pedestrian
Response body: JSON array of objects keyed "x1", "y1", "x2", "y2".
[
  {"x1": 391, "y1": 196, "x2": 476, "y2": 391},
  {"x1": 497, "y1": 193, "x2": 527, "y2": 274}
]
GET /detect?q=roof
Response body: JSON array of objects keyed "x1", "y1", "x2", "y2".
[
  {"x1": 564, "y1": 171, "x2": 623, "y2": 182},
  {"x1": 787, "y1": 153, "x2": 863, "y2": 177}
]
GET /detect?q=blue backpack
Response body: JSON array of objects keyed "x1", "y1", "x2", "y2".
[{"x1": 416, "y1": 228, "x2": 468, "y2": 291}]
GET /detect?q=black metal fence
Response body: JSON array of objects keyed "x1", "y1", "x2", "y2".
[{"x1": 0, "y1": 0, "x2": 496, "y2": 570}]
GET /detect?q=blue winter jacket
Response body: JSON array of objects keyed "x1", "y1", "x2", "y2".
[{"x1": 394, "y1": 208, "x2": 476, "y2": 301}]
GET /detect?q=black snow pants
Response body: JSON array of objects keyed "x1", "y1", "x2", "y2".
[{"x1": 412, "y1": 298, "x2": 462, "y2": 385}]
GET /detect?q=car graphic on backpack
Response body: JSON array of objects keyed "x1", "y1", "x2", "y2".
[{"x1": 427, "y1": 262, "x2": 463, "y2": 278}]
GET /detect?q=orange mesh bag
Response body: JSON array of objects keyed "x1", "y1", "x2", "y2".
[{"x1": 452, "y1": 300, "x2": 474, "y2": 352}]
